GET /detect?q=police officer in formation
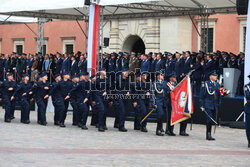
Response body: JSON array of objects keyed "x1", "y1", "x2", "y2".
[
  {"x1": 244, "y1": 75, "x2": 250, "y2": 148},
  {"x1": 0, "y1": 50, "x2": 247, "y2": 145},
  {"x1": 200, "y1": 71, "x2": 221, "y2": 140}
]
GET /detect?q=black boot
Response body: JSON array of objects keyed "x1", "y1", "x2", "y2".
[
  {"x1": 60, "y1": 122, "x2": 66, "y2": 128},
  {"x1": 156, "y1": 121, "x2": 164, "y2": 136},
  {"x1": 179, "y1": 122, "x2": 189, "y2": 136},
  {"x1": 119, "y1": 127, "x2": 128, "y2": 132},
  {"x1": 206, "y1": 124, "x2": 215, "y2": 140},
  {"x1": 169, "y1": 126, "x2": 176, "y2": 136},
  {"x1": 247, "y1": 136, "x2": 250, "y2": 148},
  {"x1": 141, "y1": 126, "x2": 148, "y2": 132},
  {"x1": 81, "y1": 125, "x2": 88, "y2": 130}
]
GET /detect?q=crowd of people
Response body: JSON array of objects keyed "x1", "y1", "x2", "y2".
[{"x1": 0, "y1": 50, "x2": 246, "y2": 142}]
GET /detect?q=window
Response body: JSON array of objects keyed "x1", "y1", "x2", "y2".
[
  {"x1": 66, "y1": 44, "x2": 73, "y2": 54},
  {"x1": 197, "y1": 18, "x2": 217, "y2": 53},
  {"x1": 238, "y1": 17, "x2": 247, "y2": 52},
  {"x1": 16, "y1": 45, "x2": 23, "y2": 55},
  {"x1": 243, "y1": 26, "x2": 246, "y2": 52},
  {"x1": 13, "y1": 39, "x2": 24, "y2": 55},
  {"x1": 42, "y1": 44, "x2": 47, "y2": 56},
  {"x1": 201, "y1": 28, "x2": 214, "y2": 53},
  {"x1": 61, "y1": 37, "x2": 75, "y2": 54}
]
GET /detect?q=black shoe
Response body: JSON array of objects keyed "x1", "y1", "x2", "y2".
[
  {"x1": 206, "y1": 132, "x2": 215, "y2": 140},
  {"x1": 98, "y1": 127, "x2": 105, "y2": 132},
  {"x1": 165, "y1": 130, "x2": 171, "y2": 136},
  {"x1": 21, "y1": 120, "x2": 25, "y2": 123},
  {"x1": 104, "y1": 126, "x2": 108, "y2": 130},
  {"x1": 10, "y1": 116, "x2": 15, "y2": 120},
  {"x1": 141, "y1": 126, "x2": 148, "y2": 132},
  {"x1": 160, "y1": 128, "x2": 165, "y2": 133},
  {"x1": 114, "y1": 124, "x2": 119, "y2": 128},
  {"x1": 37, "y1": 121, "x2": 41, "y2": 125},
  {"x1": 180, "y1": 131, "x2": 189, "y2": 136},
  {"x1": 78, "y1": 123, "x2": 83, "y2": 128},
  {"x1": 134, "y1": 127, "x2": 140, "y2": 130},
  {"x1": 81, "y1": 125, "x2": 88, "y2": 130},
  {"x1": 24, "y1": 120, "x2": 30, "y2": 124},
  {"x1": 90, "y1": 122, "x2": 96, "y2": 126},
  {"x1": 41, "y1": 122, "x2": 47, "y2": 126},
  {"x1": 169, "y1": 131, "x2": 176, "y2": 136},
  {"x1": 5, "y1": 119, "x2": 11, "y2": 123},
  {"x1": 72, "y1": 122, "x2": 78, "y2": 126},
  {"x1": 156, "y1": 129, "x2": 164, "y2": 136},
  {"x1": 54, "y1": 121, "x2": 60, "y2": 126},
  {"x1": 119, "y1": 127, "x2": 128, "y2": 132},
  {"x1": 60, "y1": 123, "x2": 66, "y2": 128}
]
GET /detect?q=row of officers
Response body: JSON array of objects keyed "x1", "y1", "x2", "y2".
[{"x1": 0, "y1": 67, "x2": 226, "y2": 141}]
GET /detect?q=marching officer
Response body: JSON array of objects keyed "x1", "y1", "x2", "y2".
[
  {"x1": 130, "y1": 73, "x2": 142, "y2": 130},
  {"x1": 138, "y1": 72, "x2": 151, "y2": 132},
  {"x1": 154, "y1": 72, "x2": 167, "y2": 136},
  {"x1": 244, "y1": 75, "x2": 250, "y2": 148},
  {"x1": 1, "y1": 73, "x2": 17, "y2": 122},
  {"x1": 200, "y1": 71, "x2": 221, "y2": 140},
  {"x1": 31, "y1": 73, "x2": 50, "y2": 126},
  {"x1": 59, "y1": 73, "x2": 72, "y2": 125},
  {"x1": 165, "y1": 73, "x2": 189, "y2": 136},
  {"x1": 66, "y1": 74, "x2": 89, "y2": 129},
  {"x1": 115, "y1": 69, "x2": 130, "y2": 132},
  {"x1": 49, "y1": 74, "x2": 66, "y2": 127},
  {"x1": 93, "y1": 68, "x2": 109, "y2": 132},
  {"x1": 14, "y1": 74, "x2": 33, "y2": 124}
]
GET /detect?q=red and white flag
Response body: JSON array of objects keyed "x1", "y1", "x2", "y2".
[
  {"x1": 87, "y1": 4, "x2": 100, "y2": 75},
  {"x1": 170, "y1": 76, "x2": 193, "y2": 126}
]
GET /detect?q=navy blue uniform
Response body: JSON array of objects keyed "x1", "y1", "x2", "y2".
[
  {"x1": 56, "y1": 58, "x2": 63, "y2": 74},
  {"x1": 199, "y1": 80, "x2": 221, "y2": 123},
  {"x1": 130, "y1": 81, "x2": 141, "y2": 130},
  {"x1": 68, "y1": 81, "x2": 88, "y2": 126},
  {"x1": 165, "y1": 59, "x2": 176, "y2": 80},
  {"x1": 14, "y1": 81, "x2": 33, "y2": 123},
  {"x1": 203, "y1": 60, "x2": 214, "y2": 81},
  {"x1": 59, "y1": 79, "x2": 72, "y2": 124},
  {"x1": 138, "y1": 80, "x2": 151, "y2": 129},
  {"x1": 94, "y1": 76, "x2": 109, "y2": 131},
  {"x1": 183, "y1": 57, "x2": 192, "y2": 75},
  {"x1": 244, "y1": 83, "x2": 250, "y2": 146},
  {"x1": 49, "y1": 81, "x2": 65, "y2": 125},
  {"x1": 70, "y1": 61, "x2": 79, "y2": 75},
  {"x1": 1, "y1": 80, "x2": 16, "y2": 122},
  {"x1": 32, "y1": 81, "x2": 50, "y2": 124},
  {"x1": 174, "y1": 58, "x2": 184, "y2": 82},
  {"x1": 155, "y1": 59, "x2": 164, "y2": 73},
  {"x1": 78, "y1": 59, "x2": 87, "y2": 73},
  {"x1": 115, "y1": 74, "x2": 130, "y2": 129},
  {"x1": 140, "y1": 60, "x2": 150, "y2": 72},
  {"x1": 61, "y1": 58, "x2": 71, "y2": 74},
  {"x1": 191, "y1": 62, "x2": 202, "y2": 95},
  {"x1": 238, "y1": 58, "x2": 244, "y2": 95}
]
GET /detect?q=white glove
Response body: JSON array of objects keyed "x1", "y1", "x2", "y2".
[{"x1": 200, "y1": 107, "x2": 205, "y2": 111}]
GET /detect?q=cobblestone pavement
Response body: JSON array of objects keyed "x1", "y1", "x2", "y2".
[{"x1": 0, "y1": 109, "x2": 249, "y2": 167}]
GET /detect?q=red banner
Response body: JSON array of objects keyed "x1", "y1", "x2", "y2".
[{"x1": 170, "y1": 77, "x2": 193, "y2": 126}]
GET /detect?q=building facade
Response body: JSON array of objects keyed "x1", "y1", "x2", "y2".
[{"x1": 0, "y1": 13, "x2": 247, "y2": 55}]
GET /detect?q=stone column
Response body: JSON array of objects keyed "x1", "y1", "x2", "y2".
[
  {"x1": 109, "y1": 20, "x2": 120, "y2": 52},
  {"x1": 145, "y1": 18, "x2": 160, "y2": 53}
]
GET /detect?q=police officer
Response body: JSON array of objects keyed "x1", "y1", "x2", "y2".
[
  {"x1": 165, "y1": 73, "x2": 177, "y2": 136},
  {"x1": 90, "y1": 74, "x2": 98, "y2": 127},
  {"x1": 138, "y1": 72, "x2": 151, "y2": 132},
  {"x1": 200, "y1": 71, "x2": 221, "y2": 140},
  {"x1": 49, "y1": 74, "x2": 66, "y2": 127},
  {"x1": 79, "y1": 72, "x2": 90, "y2": 129},
  {"x1": 130, "y1": 73, "x2": 141, "y2": 130},
  {"x1": 154, "y1": 72, "x2": 167, "y2": 136},
  {"x1": 1, "y1": 73, "x2": 17, "y2": 122},
  {"x1": 244, "y1": 75, "x2": 250, "y2": 147},
  {"x1": 31, "y1": 73, "x2": 50, "y2": 125},
  {"x1": 59, "y1": 73, "x2": 72, "y2": 125},
  {"x1": 121, "y1": 53, "x2": 129, "y2": 70},
  {"x1": 93, "y1": 68, "x2": 109, "y2": 132},
  {"x1": 14, "y1": 74, "x2": 33, "y2": 124},
  {"x1": 115, "y1": 68, "x2": 130, "y2": 132}
]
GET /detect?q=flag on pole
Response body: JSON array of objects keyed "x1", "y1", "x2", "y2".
[
  {"x1": 87, "y1": 4, "x2": 100, "y2": 75},
  {"x1": 170, "y1": 76, "x2": 193, "y2": 126}
]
